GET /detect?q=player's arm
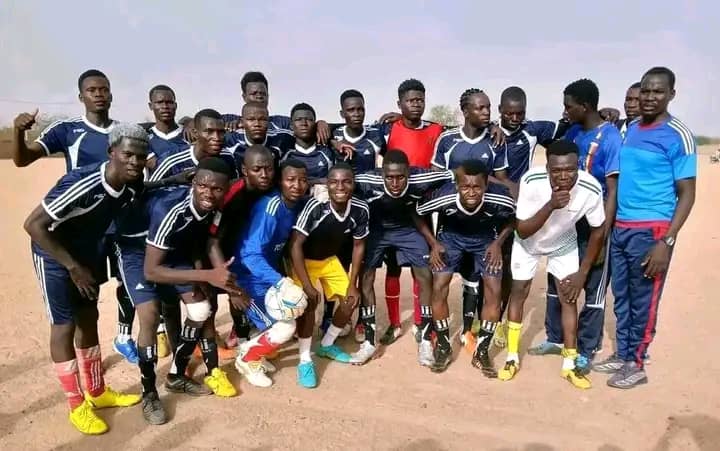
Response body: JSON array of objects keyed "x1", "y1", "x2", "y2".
[
  {"x1": 288, "y1": 231, "x2": 319, "y2": 303},
  {"x1": 515, "y1": 180, "x2": 568, "y2": 239},
  {"x1": 143, "y1": 244, "x2": 239, "y2": 292},
  {"x1": 489, "y1": 144, "x2": 518, "y2": 198},
  {"x1": 12, "y1": 109, "x2": 48, "y2": 167},
  {"x1": 430, "y1": 135, "x2": 449, "y2": 171},
  {"x1": 143, "y1": 168, "x2": 195, "y2": 190},
  {"x1": 239, "y1": 206, "x2": 283, "y2": 286}
]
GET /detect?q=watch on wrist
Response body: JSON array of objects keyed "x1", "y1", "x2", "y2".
[{"x1": 662, "y1": 235, "x2": 676, "y2": 247}]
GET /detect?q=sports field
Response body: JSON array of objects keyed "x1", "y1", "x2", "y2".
[{"x1": 0, "y1": 152, "x2": 718, "y2": 450}]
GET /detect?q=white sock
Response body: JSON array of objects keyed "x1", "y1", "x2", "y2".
[
  {"x1": 156, "y1": 322, "x2": 166, "y2": 333},
  {"x1": 117, "y1": 333, "x2": 131, "y2": 344},
  {"x1": 321, "y1": 324, "x2": 342, "y2": 347},
  {"x1": 506, "y1": 352, "x2": 519, "y2": 364},
  {"x1": 298, "y1": 337, "x2": 312, "y2": 362},
  {"x1": 562, "y1": 356, "x2": 575, "y2": 371}
]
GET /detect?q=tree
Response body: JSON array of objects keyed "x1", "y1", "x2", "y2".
[{"x1": 427, "y1": 104, "x2": 461, "y2": 127}]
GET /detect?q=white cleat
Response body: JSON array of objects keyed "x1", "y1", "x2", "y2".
[
  {"x1": 235, "y1": 357, "x2": 273, "y2": 388},
  {"x1": 261, "y1": 358, "x2": 277, "y2": 373},
  {"x1": 418, "y1": 341, "x2": 435, "y2": 367},
  {"x1": 350, "y1": 341, "x2": 377, "y2": 365}
]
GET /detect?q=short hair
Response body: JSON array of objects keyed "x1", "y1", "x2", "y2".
[
  {"x1": 458, "y1": 159, "x2": 489, "y2": 177},
  {"x1": 242, "y1": 102, "x2": 268, "y2": 115},
  {"x1": 459, "y1": 88, "x2": 485, "y2": 110},
  {"x1": 243, "y1": 144, "x2": 273, "y2": 162},
  {"x1": 398, "y1": 79, "x2": 425, "y2": 99},
  {"x1": 194, "y1": 108, "x2": 223, "y2": 126},
  {"x1": 290, "y1": 102, "x2": 316, "y2": 119},
  {"x1": 500, "y1": 86, "x2": 527, "y2": 105},
  {"x1": 109, "y1": 123, "x2": 149, "y2": 150},
  {"x1": 563, "y1": 79, "x2": 600, "y2": 110},
  {"x1": 340, "y1": 89, "x2": 364, "y2": 106},
  {"x1": 629, "y1": 81, "x2": 641, "y2": 90},
  {"x1": 241, "y1": 71, "x2": 269, "y2": 93},
  {"x1": 280, "y1": 158, "x2": 307, "y2": 173},
  {"x1": 78, "y1": 69, "x2": 108, "y2": 91},
  {"x1": 197, "y1": 156, "x2": 233, "y2": 178},
  {"x1": 382, "y1": 149, "x2": 409, "y2": 167},
  {"x1": 642, "y1": 66, "x2": 675, "y2": 89},
  {"x1": 328, "y1": 162, "x2": 354, "y2": 176},
  {"x1": 148, "y1": 84, "x2": 175, "y2": 100},
  {"x1": 546, "y1": 139, "x2": 579, "y2": 158}
]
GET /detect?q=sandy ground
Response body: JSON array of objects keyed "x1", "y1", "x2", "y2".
[{"x1": 0, "y1": 152, "x2": 719, "y2": 451}]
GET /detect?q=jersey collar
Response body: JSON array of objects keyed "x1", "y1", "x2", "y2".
[
  {"x1": 189, "y1": 146, "x2": 200, "y2": 165},
  {"x1": 459, "y1": 127, "x2": 488, "y2": 144},
  {"x1": 244, "y1": 132, "x2": 268, "y2": 147},
  {"x1": 188, "y1": 191, "x2": 209, "y2": 221},
  {"x1": 82, "y1": 115, "x2": 116, "y2": 134},
  {"x1": 342, "y1": 126, "x2": 366, "y2": 144},
  {"x1": 455, "y1": 193, "x2": 483, "y2": 216},
  {"x1": 294, "y1": 143, "x2": 317, "y2": 155},
  {"x1": 330, "y1": 200, "x2": 352, "y2": 221},
  {"x1": 100, "y1": 162, "x2": 126, "y2": 198},
  {"x1": 500, "y1": 122, "x2": 526, "y2": 136},
  {"x1": 384, "y1": 181, "x2": 409, "y2": 199},
  {"x1": 151, "y1": 125, "x2": 182, "y2": 140}
]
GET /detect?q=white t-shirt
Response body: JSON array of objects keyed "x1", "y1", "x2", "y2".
[{"x1": 515, "y1": 167, "x2": 605, "y2": 256}]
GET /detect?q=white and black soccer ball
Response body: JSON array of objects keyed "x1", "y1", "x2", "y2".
[{"x1": 264, "y1": 277, "x2": 308, "y2": 321}]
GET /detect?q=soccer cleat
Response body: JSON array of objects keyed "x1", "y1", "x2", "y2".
[
  {"x1": 379, "y1": 325, "x2": 402, "y2": 345},
  {"x1": 68, "y1": 400, "x2": 108, "y2": 435},
  {"x1": 459, "y1": 331, "x2": 477, "y2": 355},
  {"x1": 430, "y1": 347, "x2": 452, "y2": 373},
  {"x1": 412, "y1": 324, "x2": 422, "y2": 344},
  {"x1": 235, "y1": 358, "x2": 273, "y2": 388},
  {"x1": 156, "y1": 331, "x2": 170, "y2": 358},
  {"x1": 607, "y1": 362, "x2": 648, "y2": 389},
  {"x1": 316, "y1": 344, "x2": 352, "y2": 363},
  {"x1": 527, "y1": 340, "x2": 563, "y2": 356},
  {"x1": 592, "y1": 353, "x2": 625, "y2": 373},
  {"x1": 418, "y1": 341, "x2": 435, "y2": 367},
  {"x1": 141, "y1": 392, "x2": 167, "y2": 425},
  {"x1": 297, "y1": 361, "x2": 318, "y2": 388},
  {"x1": 562, "y1": 368, "x2": 592, "y2": 389},
  {"x1": 165, "y1": 374, "x2": 213, "y2": 396},
  {"x1": 354, "y1": 324, "x2": 365, "y2": 343},
  {"x1": 339, "y1": 322, "x2": 352, "y2": 337},
  {"x1": 113, "y1": 337, "x2": 139, "y2": 365},
  {"x1": 498, "y1": 360, "x2": 519, "y2": 381},
  {"x1": 350, "y1": 341, "x2": 376, "y2": 365},
  {"x1": 261, "y1": 358, "x2": 277, "y2": 373},
  {"x1": 492, "y1": 320, "x2": 507, "y2": 348},
  {"x1": 85, "y1": 386, "x2": 141, "y2": 408},
  {"x1": 204, "y1": 368, "x2": 237, "y2": 397},
  {"x1": 471, "y1": 348, "x2": 498, "y2": 378},
  {"x1": 574, "y1": 354, "x2": 592, "y2": 376},
  {"x1": 225, "y1": 329, "x2": 239, "y2": 349}
]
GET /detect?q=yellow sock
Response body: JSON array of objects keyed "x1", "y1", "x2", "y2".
[{"x1": 507, "y1": 321, "x2": 522, "y2": 355}]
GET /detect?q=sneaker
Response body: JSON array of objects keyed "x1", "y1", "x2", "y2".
[
  {"x1": 430, "y1": 347, "x2": 452, "y2": 373},
  {"x1": 379, "y1": 325, "x2": 402, "y2": 345},
  {"x1": 412, "y1": 324, "x2": 422, "y2": 344},
  {"x1": 261, "y1": 358, "x2": 277, "y2": 373},
  {"x1": 354, "y1": 324, "x2": 365, "y2": 343},
  {"x1": 498, "y1": 360, "x2": 519, "y2": 381},
  {"x1": 339, "y1": 323, "x2": 352, "y2": 337},
  {"x1": 418, "y1": 340, "x2": 435, "y2": 367},
  {"x1": 459, "y1": 331, "x2": 477, "y2": 355},
  {"x1": 113, "y1": 337, "x2": 139, "y2": 364},
  {"x1": 68, "y1": 400, "x2": 108, "y2": 435},
  {"x1": 204, "y1": 368, "x2": 237, "y2": 397},
  {"x1": 85, "y1": 386, "x2": 141, "y2": 408},
  {"x1": 316, "y1": 344, "x2": 351, "y2": 363},
  {"x1": 350, "y1": 341, "x2": 376, "y2": 365},
  {"x1": 471, "y1": 348, "x2": 498, "y2": 378},
  {"x1": 492, "y1": 320, "x2": 507, "y2": 348},
  {"x1": 574, "y1": 354, "x2": 591, "y2": 376},
  {"x1": 225, "y1": 329, "x2": 239, "y2": 349},
  {"x1": 297, "y1": 360, "x2": 317, "y2": 388},
  {"x1": 165, "y1": 374, "x2": 212, "y2": 396},
  {"x1": 607, "y1": 362, "x2": 648, "y2": 389},
  {"x1": 235, "y1": 358, "x2": 272, "y2": 388},
  {"x1": 592, "y1": 353, "x2": 625, "y2": 374},
  {"x1": 527, "y1": 341, "x2": 563, "y2": 356},
  {"x1": 563, "y1": 367, "x2": 592, "y2": 389},
  {"x1": 156, "y1": 331, "x2": 170, "y2": 358},
  {"x1": 141, "y1": 391, "x2": 167, "y2": 425}
]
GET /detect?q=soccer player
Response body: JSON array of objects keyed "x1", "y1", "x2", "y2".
[
  {"x1": 146, "y1": 85, "x2": 189, "y2": 168},
  {"x1": 594, "y1": 67, "x2": 696, "y2": 389},
  {"x1": 281, "y1": 103, "x2": 335, "y2": 186},
  {"x1": 333, "y1": 90, "x2": 387, "y2": 175},
  {"x1": 416, "y1": 160, "x2": 515, "y2": 373},
  {"x1": 289, "y1": 163, "x2": 369, "y2": 387},
  {"x1": 352, "y1": 150, "x2": 454, "y2": 365},
  {"x1": 614, "y1": 82, "x2": 641, "y2": 138},
  {"x1": 500, "y1": 140, "x2": 605, "y2": 389},
  {"x1": 528, "y1": 79, "x2": 621, "y2": 374},
  {"x1": 224, "y1": 102, "x2": 294, "y2": 164},
  {"x1": 23, "y1": 123, "x2": 147, "y2": 435},
  {"x1": 234, "y1": 160, "x2": 310, "y2": 388}
]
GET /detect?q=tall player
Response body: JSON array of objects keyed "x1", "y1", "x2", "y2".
[
  {"x1": 23, "y1": 124, "x2": 147, "y2": 434},
  {"x1": 594, "y1": 67, "x2": 696, "y2": 389},
  {"x1": 224, "y1": 102, "x2": 294, "y2": 164},
  {"x1": 146, "y1": 85, "x2": 188, "y2": 167}
]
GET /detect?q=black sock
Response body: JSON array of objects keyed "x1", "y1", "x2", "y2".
[
  {"x1": 461, "y1": 284, "x2": 478, "y2": 333},
  {"x1": 476, "y1": 320, "x2": 498, "y2": 354},
  {"x1": 361, "y1": 305, "x2": 376, "y2": 345},
  {"x1": 230, "y1": 306, "x2": 251, "y2": 340},
  {"x1": 169, "y1": 321, "x2": 201, "y2": 377},
  {"x1": 138, "y1": 345, "x2": 157, "y2": 396},
  {"x1": 434, "y1": 318, "x2": 451, "y2": 352},
  {"x1": 322, "y1": 300, "x2": 335, "y2": 325},
  {"x1": 420, "y1": 305, "x2": 433, "y2": 341},
  {"x1": 117, "y1": 284, "x2": 134, "y2": 337},
  {"x1": 200, "y1": 337, "x2": 218, "y2": 373}
]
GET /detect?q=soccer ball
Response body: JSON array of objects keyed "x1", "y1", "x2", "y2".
[{"x1": 264, "y1": 278, "x2": 308, "y2": 321}]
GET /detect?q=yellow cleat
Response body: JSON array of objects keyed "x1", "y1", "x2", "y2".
[
  {"x1": 498, "y1": 360, "x2": 519, "y2": 381},
  {"x1": 157, "y1": 331, "x2": 170, "y2": 358},
  {"x1": 85, "y1": 386, "x2": 141, "y2": 409},
  {"x1": 68, "y1": 400, "x2": 108, "y2": 435},
  {"x1": 204, "y1": 368, "x2": 237, "y2": 397},
  {"x1": 562, "y1": 369, "x2": 592, "y2": 389}
]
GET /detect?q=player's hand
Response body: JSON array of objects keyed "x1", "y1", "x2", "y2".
[
  {"x1": 378, "y1": 112, "x2": 401, "y2": 124},
  {"x1": 316, "y1": 120, "x2": 331, "y2": 145},
  {"x1": 599, "y1": 107, "x2": 620, "y2": 122},
  {"x1": 205, "y1": 257, "x2": 241, "y2": 293},
  {"x1": 229, "y1": 289, "x2": 251, "y2": 310},
  {"x1": 346, "y1": 285, "x2": 361, "y2": 309},
  {"x1": 483, "y1": 241, "x2": 503, "y2": 275},
  {"x1": 193, "y1": 282, "x2": 214, "y2": 301},
  {"x1": 559, "y1": 272, "x2": 586, "y2": 303},
  {"x1": 69, "y1": 265, "x2": 98, "y2": 300},
  {"x1": 641, "y1": 241, "x2": 671, "y2": 278},
  {"x1": 167, "y1": 168, "x2": 196, "y2": 185},
  {"x1": 331, "y1": 139, "x2": 354, "y2": 160},
  {"x1": 489, "y1": 123, "x2": 506, "y2": 147},
  {"x1": 302, "y1": 284, "x2": 320, "y2": 309},
  {"x1": 549, "y1": 186, "x2": 571, "y2": 209},
  {"x1": 14, "y1": 108, "x2": 39, "y2": 131},
  {"x1": 429, "y1": 243, "x2": 446, "y2": 271}
]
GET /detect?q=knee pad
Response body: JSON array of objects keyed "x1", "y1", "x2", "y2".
[
  {"x1": 267, "y1": 319, "x2": 296, "y2": 344},
  {"x1": 462, "y1": 278, "x2": 479, "y2": 295},
  {"x1": 185, "y1": 300, "x2": 212, "y2": 322}
]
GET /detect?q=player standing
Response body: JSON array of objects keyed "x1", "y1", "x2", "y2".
[
  {"x1": 224, "y1": 102, "x2": 294, "y2": 164},
  {"x1": 614, "y1": 82, "x2": 641, "y2": 138},
  {"x1": 146, "y1": 85, "x2": 188, "y2": 168}
]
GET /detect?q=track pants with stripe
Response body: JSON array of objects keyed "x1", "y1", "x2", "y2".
[{"x1": 610, "y1": 221, "x2": 671, "y2": 368}]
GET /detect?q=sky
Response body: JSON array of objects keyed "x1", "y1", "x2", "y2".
[{"x1": 1, "y1": 1, "x2": 718, "y2": 135}]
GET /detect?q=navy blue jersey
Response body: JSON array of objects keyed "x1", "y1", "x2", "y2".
[
  {"x1": 416, "y1": 181, "x2": 515, "y2": 240},
  {"x1": 431, "y1": 127, "x2": 508, "y2": 172},
  {"x1": 355, "y1": 168, "x2": 453, "y2": 231},
  {"x1": 332, "y1": 125, "x2": 386, "y2": 173},
  {"x1": 224, "y1": 129, "x2": 294, "y2": 164},
  {"x1": 149, "y1": 146, "x2": 238, "y2": 182},
  {"x1": 222, "y1": 113, "x2": 291, "y2": 132},
  {"x1": 35, "y1": 116, "x2": 117, "y2": 172},
  {"x1": 502, "y1": 120, "x2": 562, "y2": 183},
  {"x1": 147, "y1": 125, "x2": 189, "y2": 159},
  {"x1": 280, "y1": 144, "x2": 335, "y2": 182}
]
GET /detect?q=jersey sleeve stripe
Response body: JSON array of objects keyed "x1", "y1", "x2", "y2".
[
  {"x1": 149, "y1": 152, "x2": 190, "y2": 182},
  {"x1": 266, "y1": 196, "x2": 281, "y2": 216},
  {"x1": 295, "y1": 199, "x2": 320, "y2": 230},
  {"x1": 668, "y1": 119, "x2": 696, "y2": 155},
  {"x1": 416, "y1": 194, "x2": 455, "y2": 215},
  {"x1": 149, "y1": 198, "x2": 189, "y2": 249},
  {"x1": 45, "y1": 173, "x2": 103, "y2": 216},
  {"x1": 408, "y1": 171, "x2": 453, "y2": 183},
  {"x1": 291, "y1": 225, "x2": 310, "y2": 236},
  {"x1": 353, "y1": 230, "x2": 370, "y2": 240},
  {"x1": 350, "y1": 198, "x2": 370, "y2": 215},
  {"x1": 578, "y1": 180, "x2": 602, "y2": 196},
  {"x1": 483, "y1": 195, "x2": 517, "y2": 212}
]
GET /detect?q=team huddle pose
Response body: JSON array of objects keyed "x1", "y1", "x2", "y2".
[{"x1": 12, "y1": 66, "x2": 696, "y2": 435}]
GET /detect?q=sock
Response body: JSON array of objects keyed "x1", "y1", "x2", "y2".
[
  {"x1": 242, "y1": 332, "x2": 278, "y2": 362},
  {"x1": 412, "y1": 279, "x2": 421, "y2": 326},
  {"x1": 116, "y1": 283, "x2": 134, "y2": 339},
  {"x1": 169, "y1": 322, "x2": 201, "y2": 376},
  {"x1": 361, "y1": 305, "x2": 376, "y2": 345},
  {"x1": 507, "y1": 321, "x2": 522, "y2": 359},
  {"x1": 138, "y1": 345, "x2": 157, "y2": 396},
  {"x1": 200, "y1": 337, "x2": 218, "y2": 373},
  {"x1": 434, "y1": 319, "x2": 451, "y2": 352},
  {"x1": 76, "y1": 345, "x2": 105, "y2": 397},
  {"x1": 385, "y1": 276, "x2": 400, "y2": 327},
  {"x1": 322, "y1": 300, "x2": 335, "y2": 327},
  {"x1": 562, "y1": 348, "x2": 578, "y2": 371},
  {"x1": 298, "y1": 337, "x2": 312, "y2": 362},
  {"x1": 230, "y1": 307, "x2": 251, "y2": 340},
  {"x1": 475, "y1": 320, "x2": 498, "y2": 354},
  {"x1": 420, "y1": 305, "x2": 433, "y2": 341},
  {"x1": 461, "y1": 281, "x2": 479, "y2": 333},
  {"x1": 54, "y1": 359, "x2": 84, "y2": 410},
  {"x1": 321, "y1": 324, "x2": 342, "y2": 347},
  {"x1": 156, "y1": 318, "x2": 166, "y2": 334}
]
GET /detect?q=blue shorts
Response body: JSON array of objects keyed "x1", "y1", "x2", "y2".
[
  {"x1": 114, "y1": 244, "x2": 193, "y2": 306},
  {"x1": 364, "y1": 228, "x2": 429, "y2": 269},
  {"x1": 436, "y1": 233, "x2": 502, "y2": 280},
  {"x1": 243, "y1": 283, "x2": 275, "y2": 330}
]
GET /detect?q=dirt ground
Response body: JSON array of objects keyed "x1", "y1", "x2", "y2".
[{"x1": 0, "y1": 152, "x2": 718, "y2": 451}]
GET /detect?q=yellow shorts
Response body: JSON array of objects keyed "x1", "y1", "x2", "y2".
[{"x1": 292, "y1": 256, "x2": 349, "y2": 299}]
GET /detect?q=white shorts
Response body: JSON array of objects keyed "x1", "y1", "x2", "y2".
[{"x1": 510, "y1": 239, "x2": 579, "y2": 281}]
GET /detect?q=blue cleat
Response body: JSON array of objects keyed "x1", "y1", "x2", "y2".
[
  {"x1": 297, "y1": 360, "x2": 317, "y2": 388},
  {"x1": 113, "y1": 337, "x2": 139, "y2": 364},
  {"x1": 316, "y1": 344, "x2": 351, "y2": 363},
  {"x1": 574, "y1": 354, "x2": 591, "y2": 376}
]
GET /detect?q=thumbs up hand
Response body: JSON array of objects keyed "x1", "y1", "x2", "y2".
[{"x1": 14, "y1": 108, "x2": 39, "y2": 131}]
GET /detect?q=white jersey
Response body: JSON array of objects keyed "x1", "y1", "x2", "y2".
[{"x1": 515, "y1": 167, "x2": 605, "y2": 256}]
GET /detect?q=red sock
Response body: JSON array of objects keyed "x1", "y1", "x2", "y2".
[
  {"x1": 54, "y1": 359, "x2": 84, "y2": 410},
  {"x1": 242, "y1": 333, "x2": 279, "y2": 362},
  {"x1": 385, "y1": 275, "x2": 401, "y2": 327},
  {"x1": 412, "y1": 278, "x2": 421, "y2": 326},
  {"x1": 76, "y1": 345, "x2": 105, "y2": 397}
]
